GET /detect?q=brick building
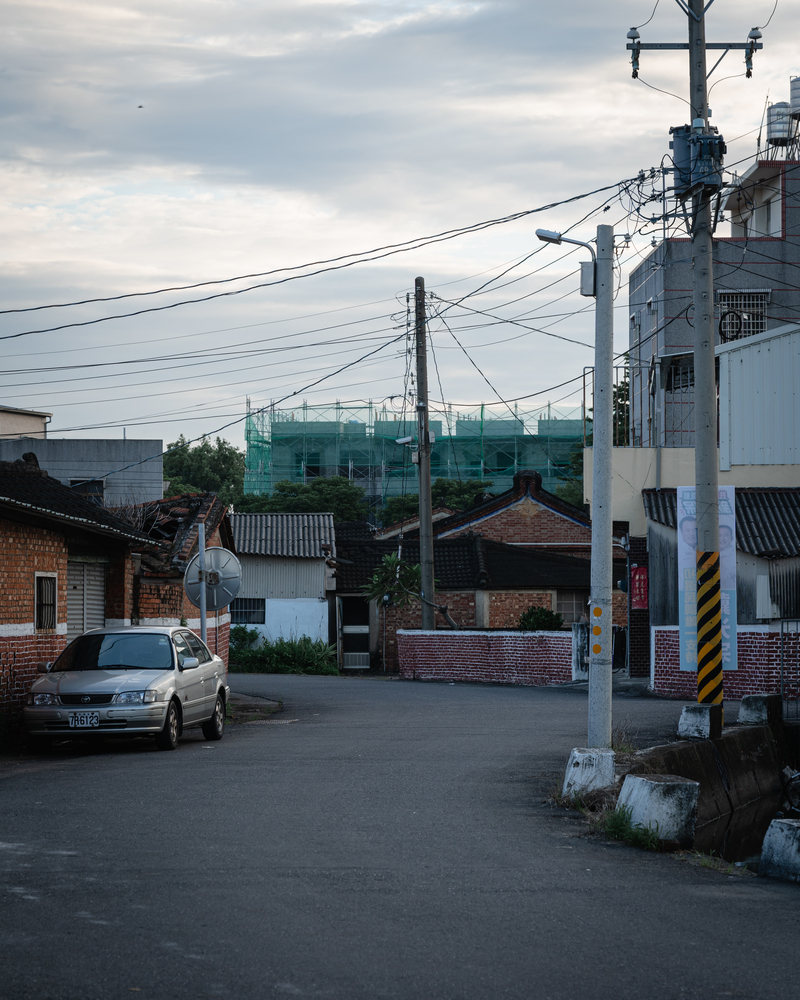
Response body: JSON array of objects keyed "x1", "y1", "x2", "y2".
[
  {"x1": 376, "y1": 469, "x2": 628, "y2": 630},
  {"x1": 335, "y1": 529, "x2": 601, "y2": 672},
  {"x1": 0, "y1": 459, "x2": 155, "y2": 714}
]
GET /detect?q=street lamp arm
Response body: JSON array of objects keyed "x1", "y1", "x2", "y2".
[{"x1": 535, "y1": 228, "x2": 596, "y2": 261}]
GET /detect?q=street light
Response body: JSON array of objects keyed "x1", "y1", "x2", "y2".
[{"x1": 537, "y1": 224, "x2": 614, "y2": 748}]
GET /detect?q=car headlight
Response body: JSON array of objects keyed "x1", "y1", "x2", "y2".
[
  {"x1": 113, "y1": 691, "x2": 145, "y2": 705},
  {"x1": 28, "y1": 692, "x2": 59, "y2": 706}
]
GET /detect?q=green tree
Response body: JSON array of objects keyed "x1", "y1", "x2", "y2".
[
  {"x1": 163, "y1": 436, "x2": 245, "y2": 504},
  {"x1": 361, "y1": 553, "x2": 422, "y2": 607},
  {"x1": 236, "y1": 477, "x2": 368, "y2": 522},
  {"x1": 380, "y1": 478, "x2": 492, "y2": 526}
]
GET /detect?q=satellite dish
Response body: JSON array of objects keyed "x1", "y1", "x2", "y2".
[{"x1": 184, "y1": 546, "x2": 242, "y2": 612}]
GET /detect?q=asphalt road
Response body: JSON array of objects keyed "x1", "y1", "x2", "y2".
[{"x1": 2, "y1": 675, "x2": 799, "y2": 1000}]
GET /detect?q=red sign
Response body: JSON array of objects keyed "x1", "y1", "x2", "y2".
[{"x1": 631, "y1": 566, "x2": 648, "y2": 610}]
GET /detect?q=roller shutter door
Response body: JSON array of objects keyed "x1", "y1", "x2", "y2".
[{"x1": 67, "y1": 562, "x2": 106, "y2": 641}]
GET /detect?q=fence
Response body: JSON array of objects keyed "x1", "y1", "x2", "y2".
[{"x1": 780, "y1": 619, "x2": 800, "y2": 719}]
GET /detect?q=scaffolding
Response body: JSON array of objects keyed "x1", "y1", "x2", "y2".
[{"x1": 244, "y1": 398, "x2": 589, "y2": 502}]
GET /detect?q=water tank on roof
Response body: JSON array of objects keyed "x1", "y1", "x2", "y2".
[
  {"x1": 790, "y1": 76, "x2": 800, "y2": 120},
  {"x1": 767, "y1": 102, "x2": 791, "y2": 145}
]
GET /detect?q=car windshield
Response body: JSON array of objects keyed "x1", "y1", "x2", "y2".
[{"x1": 52, "y1": 633, "x2": 174, "y2": 672}]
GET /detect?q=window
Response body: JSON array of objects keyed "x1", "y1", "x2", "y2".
[
  {"x1": 717, "y1": 290, "x2": 769, "y2": 342},
  {"x1": 185, "y1": 632, "x2": 212, "y2": 663},
  {"x1": 35, "y1": 574, "x2": 57, "y2": 631},
  {"x1": 664, "y1": 357, "x2": 694, "y2": 393},
  {"x1": 231, "y1": 598, "x2": 266, "y2": 625},
  {"x1": 70, "y1": 479, "x2": 104, "y2": 505},
  {"x1": 556, "y1": 590, "x2": 589, "y2": 624}
]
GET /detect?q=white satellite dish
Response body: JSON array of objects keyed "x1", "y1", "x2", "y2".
[{"x1": 184, "y1": 546, "x2": 242, "y2": 612}]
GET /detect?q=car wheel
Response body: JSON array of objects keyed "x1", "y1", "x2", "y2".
[
  {"x1": 201, "y1": 694, "x2": 225, "y2": 741},
  {"x1": 155, "y1": 700, "x2": 180, "y2": 751}
]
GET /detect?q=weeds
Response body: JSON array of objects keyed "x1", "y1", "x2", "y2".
[
  {"x1": 230, "y1": 626, "x2": 339, "y2": 676},
  {"x1": 592, "y1": 804, "x2": 661, "y2": 851},
  {"x1": 610, "y1": 718, "x2": 639, "y2": 754}
]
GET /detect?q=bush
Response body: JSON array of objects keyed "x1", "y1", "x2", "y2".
[
  {"x1": 229, "y1": 626, "x2": 339, "y2": 675},
  {"x1": 518, "y1": 605, "x2": 565, "y2": 631}
]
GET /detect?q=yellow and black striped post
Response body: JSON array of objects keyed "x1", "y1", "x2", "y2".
[{"x1": 696, "y1": 550, "x2": 723, "y2": 707}]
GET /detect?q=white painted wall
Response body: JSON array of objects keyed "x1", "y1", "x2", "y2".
[
  {"x1": 249, "y1": 598, "x2": 328, "y2": 645},
  {"x1": 586, "y1": 447, "x2": 800, "y2": 535}
]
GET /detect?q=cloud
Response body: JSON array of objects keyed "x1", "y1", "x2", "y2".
[{"x1": 1, "y1": 0, "x2": 798, "y2": 447}]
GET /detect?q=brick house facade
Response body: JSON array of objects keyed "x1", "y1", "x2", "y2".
[
  {"x1": 0, "y1": 462, "x2": 155, "y2": 714},
  {"x1": 335, "y1": 529, "x2": 596, "y2": 672}
]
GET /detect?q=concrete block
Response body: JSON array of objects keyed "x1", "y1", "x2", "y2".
[
  {"x1": 737, "y1": 694, "x2": 782, "y2": 726},
  {"x1": 562, "y1": 748, "x2": 615, "y2": 799},
  {"x1": 617, "y1": 773, "x2": 700, "y2": 846},
  {"x1": 759, "y1": 819, "x2": 800, "y2": 882},
  {"x1": 677, "y1": 703, "x2": 722, "y2": 740}
]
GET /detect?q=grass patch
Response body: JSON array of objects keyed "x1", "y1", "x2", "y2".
[{"x1": 593, "y1": 804, "x2": 661, "y2": 851}]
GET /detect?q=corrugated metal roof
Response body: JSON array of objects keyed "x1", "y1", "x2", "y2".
[
  {"x1": 230, "y1": 512, "x2": 335, "y2": 558},
  {"x1": 642, "y1": 488, "x2": 800, "y2": 558}
]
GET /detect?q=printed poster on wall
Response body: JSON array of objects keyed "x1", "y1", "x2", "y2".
[
  {"x1": 631, "y1": 566, "x2": 648, "y2": 610},
  {"x1": 677, "y1": 486, "x2": 737, "y2": 672}
]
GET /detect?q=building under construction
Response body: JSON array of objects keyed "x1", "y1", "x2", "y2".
[{"x1": 243, "y1": 400, "x2": 589, "y2": 504}]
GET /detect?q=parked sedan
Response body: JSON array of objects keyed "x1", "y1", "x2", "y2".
[{"x1": 24, "y1": 626, "x2": 229, "y2": 751}]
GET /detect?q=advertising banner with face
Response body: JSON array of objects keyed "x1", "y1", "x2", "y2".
[{"x1": 677, "y1": 486, "x2": 737, "y2": 672}]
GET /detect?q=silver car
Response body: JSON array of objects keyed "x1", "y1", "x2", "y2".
[{"x1": 24, "y1": 626, "x2": 230, "y2": 751}]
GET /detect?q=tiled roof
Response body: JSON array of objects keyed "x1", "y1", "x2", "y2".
[
  {"x1": 0, "y1": 465, "x2": 155, "y2": 544},
  {"x1": 335, "y1": 534, "x2": 597, "y2": 592},
  {"x1": 124, "y1": 492, "x2": 233, "y2": 573},
  {"x1": 394, "y1": 471, "x2": 591, "y2": 539},
  {"x1": 642, "y1": 487, "x2": 800, "y2": 558},
  {"x1": 231, "y1": 512, "x2": 335, "y2": 558}
]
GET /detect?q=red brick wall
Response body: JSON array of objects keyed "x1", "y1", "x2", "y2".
[
  {"x1": 0, "y1": 517, "x2": 69, "y2": 713},
  {"x1": 627, "y1": 536, "x2": 649, "y2": 678},
  {"x1": 652, "y1": 626, "x2": 798, "y2": 699},
  {"x1": 397, "y1": 629, "x2": 572, "y2": 686},
  {"x1": 440, "y1": 499, "x2": 593, "y2": 558},
  {"x1": 383, "y1": 591, "x2": 478, "y2": 670},
  {"x1": 489, "y1": 590, "x2": 554, "y2": 626}
]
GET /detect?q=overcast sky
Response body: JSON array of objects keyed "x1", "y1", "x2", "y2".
[{"x1": 1, "y1": 0, "x2": 797, "y2": 456}]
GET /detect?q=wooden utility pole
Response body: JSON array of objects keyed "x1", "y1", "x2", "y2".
[{"x1": 415, "y1": 277, "x2": 435, "y2": 630}]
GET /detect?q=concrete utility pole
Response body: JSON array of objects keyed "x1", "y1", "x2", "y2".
[
  {"x1": 625, "y1": 2, "x2": 763, "y2": 710},
  {"x1": 687, "y1": 0, "x2": 722, "y2": 708},
  {"x1": 588, "y1": 224, "x2": 615, "y2": 749},
  {"x1": 536, "y1": 225, "x2": 613, "y2": 746},
  {"x1": 415, "y1": 277, "x2": 435, "y2": 630}
]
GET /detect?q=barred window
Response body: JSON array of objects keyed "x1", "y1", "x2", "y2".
[
  {"x1": 70, "y1": 479, "x2": 105, "y2": 505},
  {"x1": 717, "y1": 291, "x2": 769, "y2": 342},
  {"x1": 231, "y1": 598, "x2": 266, "y2": 625},
  {"x1": 556, "y1": 590, "x2": 589, "y2": 624},
  {"x1": 35, "y1": 575, "x2": 57, "y2": 630}
]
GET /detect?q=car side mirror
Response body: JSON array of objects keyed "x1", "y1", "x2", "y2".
[
  {"x1": 36, "y1": 661, "x2": 51, "y2": 673},
  {"x1": 180, "y1": 657, "x2": 200, "y2": 671}
]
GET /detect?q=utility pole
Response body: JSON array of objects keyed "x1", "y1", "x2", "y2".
[
  {"x1": 536, "y1": 225, "x2": 613, "y2": 746},
  {"x1": 415, "y1": 277, "x2": 435, "y2": 630},
  {"x1": 588, "y1": 224, "x2": 614, "y2": 749},
  {"x1": 626, "y1": 4, "x2": 763, "y2": 712},
  {"x1": 687, "y1": 0, "x2": 722, "y2": 708}
]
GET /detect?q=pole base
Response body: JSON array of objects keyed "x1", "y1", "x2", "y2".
[{"x1": 677, "y1": 703, "x2": 722, "y2": 740}]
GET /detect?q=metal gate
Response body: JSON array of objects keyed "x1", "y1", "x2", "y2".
[
  {"x1": 780, "y1": 619, "x2": 800, "y2": 719},
  {"x1": 67, "y1": 562, "x2": 106, "y2": 641}
]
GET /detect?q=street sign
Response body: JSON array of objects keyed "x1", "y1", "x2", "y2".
[{"x1": 184, "y1": 546, "x2": 241, "y2": 612}]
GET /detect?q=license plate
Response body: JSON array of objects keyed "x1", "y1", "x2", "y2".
[{"x1": 69, "y1": 712, "x2": 99, "y2": 728}]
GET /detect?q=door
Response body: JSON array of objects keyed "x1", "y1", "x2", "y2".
[
  {"x1": 185, "y1": 632, "x2": 219, "y2": 716},
  {"x1": 174, "y1": 631, "x2": 204, "y2": 724},
  {"x1": 66, "y1": 562, "x2": 106, "y2": 641}
]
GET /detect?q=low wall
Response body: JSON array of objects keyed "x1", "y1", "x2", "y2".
[
  {"x1": 397, "y1": 629, "x2": 572, "y2": 686},
  {"x1": 651, "y1": 625, "x2": 800, "y2": 699}
]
